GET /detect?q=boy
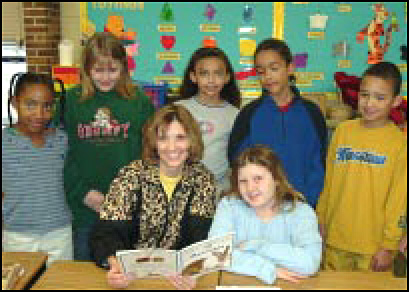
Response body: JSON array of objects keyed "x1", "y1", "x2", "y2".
[
  {"x1": 316, "y1": 62, "x2": 407, "y2": 271},
  {"x1": 228, "y1": 38, "x2": 327, "y2": 209}
]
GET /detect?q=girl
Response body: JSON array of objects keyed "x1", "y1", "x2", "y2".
[
  {"x1": 63, "y1": 32, "x2": 155, "y2": 261},
  {"x1": 209, "y1": 146, "x2": 322, "y2": 285},
  {"x1": 2, "y1": 73, "x2": 72, "y2": 265},
  {"x1": 90, "y1": 104, "x2": 217, "y2": 289},
  {"x1": 228, "y1": 38, "x2": 328, "y2": 209},
  {"x1": 177, "y1": 47, "x2": 241, "y2": 195}
]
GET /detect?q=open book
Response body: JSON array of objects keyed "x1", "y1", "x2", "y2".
[{"x1": 116, "y1": 233, "x2": 234, "y2": 278}]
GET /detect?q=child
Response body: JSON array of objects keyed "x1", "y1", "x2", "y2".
[
  {"x1": 2, "y1": 72, "x2": 72, "y2": 264},
  {"x1": 316, "y1": 61, "x2": 407, "y2": 272},
  {"x1": 208, "y1": 146, "x2": 322, "y2": 285},
  {"x1": 228, "y1": 38, "x2": 327, "y2": 209},
  {"x1": 63, "y1": 32, "x2": 155, "y2": 260},
  {"x1": 176, "y1": 47, "x2": 241, "y2": 195}
]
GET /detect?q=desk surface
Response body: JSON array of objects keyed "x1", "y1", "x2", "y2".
[
  {"x1": 30, "y1": 260, "x2": 407, "y2": 290},
  {"x1": 2, "y1": 252, "x2": 48, "y2": 290},
  {"x1": 220, "y1": 271, "x2": 407, "y2": 290},
  {"x1": 31, "y1": 261, "x2": 220, "y2": 290}
]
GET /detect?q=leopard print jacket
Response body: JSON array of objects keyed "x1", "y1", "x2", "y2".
[{"x1": 99, "y1": 159, "x2": 217, "y2": 250}]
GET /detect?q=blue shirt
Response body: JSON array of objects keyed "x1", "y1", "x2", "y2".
[
  {"x1": 208, "y1": 197, "x2": 322, "y2": 284},
  {"x1": 2, "y1": 127, "x2": 72, "y2": 234},
  {"x1": 234, "y1": 95, "x2": 325, "y2": 208}
]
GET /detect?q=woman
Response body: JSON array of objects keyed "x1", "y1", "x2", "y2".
[{"x1": 90, "y1": 104, "x2": 217, "y2": 289}]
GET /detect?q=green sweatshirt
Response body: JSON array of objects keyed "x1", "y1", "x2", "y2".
[{"x1": 62, "y1": 86, "x2": 155, "y2": 228}]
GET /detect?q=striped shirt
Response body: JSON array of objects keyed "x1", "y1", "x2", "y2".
[{"x1": 2, "y1": 127, "x2": 72, "y2": 235}]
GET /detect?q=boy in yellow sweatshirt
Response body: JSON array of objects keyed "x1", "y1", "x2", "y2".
[{"x1": 316, "y1": 62, "x2": 407, "y2": 272}]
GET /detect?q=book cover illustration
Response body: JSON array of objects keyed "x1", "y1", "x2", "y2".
[{"x1": 116, "y1": 233, "x2": 234, "y2": 278}]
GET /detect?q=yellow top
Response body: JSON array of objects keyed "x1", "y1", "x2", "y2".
[
  {"x1": 316, "y1": 119, "x2": 407, "y2": 255},
  {"x1": 160, "y1": 173, "x2": 182, "y2": 201}
]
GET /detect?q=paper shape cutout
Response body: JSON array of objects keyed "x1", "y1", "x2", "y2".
[
  {"x1": 160, "y1": 3, "x2": 174, "y2": 22},
  {"x1": 391, "y1": 12, "x2": 400, "y2": 32},
  {"x1": 125, "y1": 42, "x2": 139, "y2": 75},
  {"x1": 162, "y1": 61, "x2": 174, "y2": 74},
  {"x1": 203, "y1": 36, "x2": 217, "y2": 48},
  {"x1": 235, "y1": 68, "x2": 257, "y2": 81},
  {"x1": 309, "y1": 13, "x2": 328, "y2": 30},
  {"x1": 294, "y1": 53, "x2": 308, "y2": 68},
  {"x1": 240, "y1": 39, "x2": 257, "y2": 57},
  {"x1": 332, "y1": 41, "x2": 350, "y2": 58},
  {"x1": 104, "y1": 15, "x2": 137, "y2": 40},
  {"x1": 160, "y1": 35, "x2": 176, "y2": 50},
  {"x1": 205, "y1": 4, "x2": 216, "y2": 21},
  {"x1": 357, "y1": 3, "x2": 395, "y2": 64},
  {"x1": 243, "y1": 5, "x2": 254, "y2": 23}
]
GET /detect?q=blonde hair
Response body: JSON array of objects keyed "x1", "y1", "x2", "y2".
[
  {"x1": 142, "y1": 104, "x2": 204, "y2": 164},
  {"x1": 227, "y1": 145, "x2": 305, "y2": 211},
  {"x1": 80, "y1": 32, "x2": 135, "y2": 102}
]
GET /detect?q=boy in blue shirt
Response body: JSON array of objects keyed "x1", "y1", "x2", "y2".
[{"x1": 228, "y1": 38, "x2": 327, "y2": 208}]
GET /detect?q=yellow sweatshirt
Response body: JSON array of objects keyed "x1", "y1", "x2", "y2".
[{"x1": 316, "y1": 119, "x2": 407, "y2": 255}]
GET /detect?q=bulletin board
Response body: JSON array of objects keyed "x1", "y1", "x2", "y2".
[
  {"x1": 81, "y1": 2, "x2": 407, "y2": 103},
  {"x1": 283, "y1": 2, "x2": 407, "y2": 100},
  {"x1": 80, "y1": 2, "x2": 274, "y2": 100}
]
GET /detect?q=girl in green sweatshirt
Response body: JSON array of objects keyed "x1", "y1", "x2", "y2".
[{"x1": 63, "y1": 32, "x2": 154, "y2": 260}]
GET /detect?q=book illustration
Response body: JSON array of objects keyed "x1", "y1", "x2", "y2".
[
  {"x1": 182, "y1": 245, "x2": 231, "y2": 276},
  {"x1": 135, "y1": 256, "x2": 165, "y2": 263},
  {"x1": 2, "y1": 263, "x2": 24, "y2": 290},
  {"x1": 116, "y1": 233, "x2": 234, "y2": 279}
]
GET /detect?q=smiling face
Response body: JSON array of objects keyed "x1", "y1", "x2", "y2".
[
  {"x1": 358, "y1": 75, "x2": 401, "y2": 128},
  {"x1": 238, "y1": 163, "x2": 278, "y2": 217},
  {"x1": 190, "y1": 56, "x2": 230, "y2": 102},
  {"x1": 157, "y1": 119, "x2": 190, "y2": 177},
  {"x1": 254, "y1": 50, "x2": 294, "y2": 97},
  {"x1": 13, "y1": 83, "x2": 54, "y2": 137},
  {"x1": 90, "y1": 55, "x2": 122, "y2": 92}
]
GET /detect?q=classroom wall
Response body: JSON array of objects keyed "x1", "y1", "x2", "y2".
[
  {"x1": 24, "y1": 2, "x2": 61, "y2": 74},
  {"x1": 61, "y1": 2, "x2": 82, "y2": 66},
  {"x1": 60, "y1": 2, "x2": 407, "y2": 106}
]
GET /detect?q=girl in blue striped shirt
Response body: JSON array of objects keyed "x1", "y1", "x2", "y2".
[{"x1": 2, "y1": 73, "x2": 72, "y2": 265}]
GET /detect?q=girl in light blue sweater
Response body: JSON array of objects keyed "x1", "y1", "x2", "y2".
[{"x1": 208, "y1": 146, "x2": 322, "y2": 285}]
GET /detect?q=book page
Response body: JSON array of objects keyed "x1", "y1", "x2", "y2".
[
  {"x1": 179, "y1": 233, "x2": 234, "y2": 277},
  {"x1": 216, "y1": 286, "x2": 281, "y2": 290},
  {"x1": 116, "y1": 249, "x2": 177, "y2": 278}
]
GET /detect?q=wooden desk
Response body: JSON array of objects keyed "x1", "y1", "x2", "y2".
[
  {"x1": 220, "y1": 271, "x2": 407, "y2": 290},
  {"x1": 31, "y1": 261, "x2": 220, "y2": 290},
  {"x1": 2, "y1": 252, "x2": 48, "y2": 290}
]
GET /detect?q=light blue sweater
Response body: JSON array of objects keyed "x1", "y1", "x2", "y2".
[{"x1": 208, "y1": 197, "x2": 322, "y2": 284}]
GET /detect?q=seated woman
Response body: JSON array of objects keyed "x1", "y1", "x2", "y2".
[{"x1": 90, "y1": 104, "x2": 217, "y2": 289}]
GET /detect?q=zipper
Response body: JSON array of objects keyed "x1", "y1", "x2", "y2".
[{"x1": 282, "y1": 111, "x2": 286, "y2": 141}]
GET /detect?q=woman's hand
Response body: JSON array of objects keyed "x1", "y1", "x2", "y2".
[
  {"x1": 276, "y1": 267, "x2": 308, "y2": 283},
  {"x1": 83, "y1": 190, "x2": 105, "y2": 213},
  {"x1": 165, "y1": 273, "x2": 197, "y2": 290},
  {"x1": 107, "y1": 256, "x2": 135, "y2": 289}
]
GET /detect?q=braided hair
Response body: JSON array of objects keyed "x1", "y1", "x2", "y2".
[{"x1": 8, "y1": 72, "x2": 66, "y2": 128}]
